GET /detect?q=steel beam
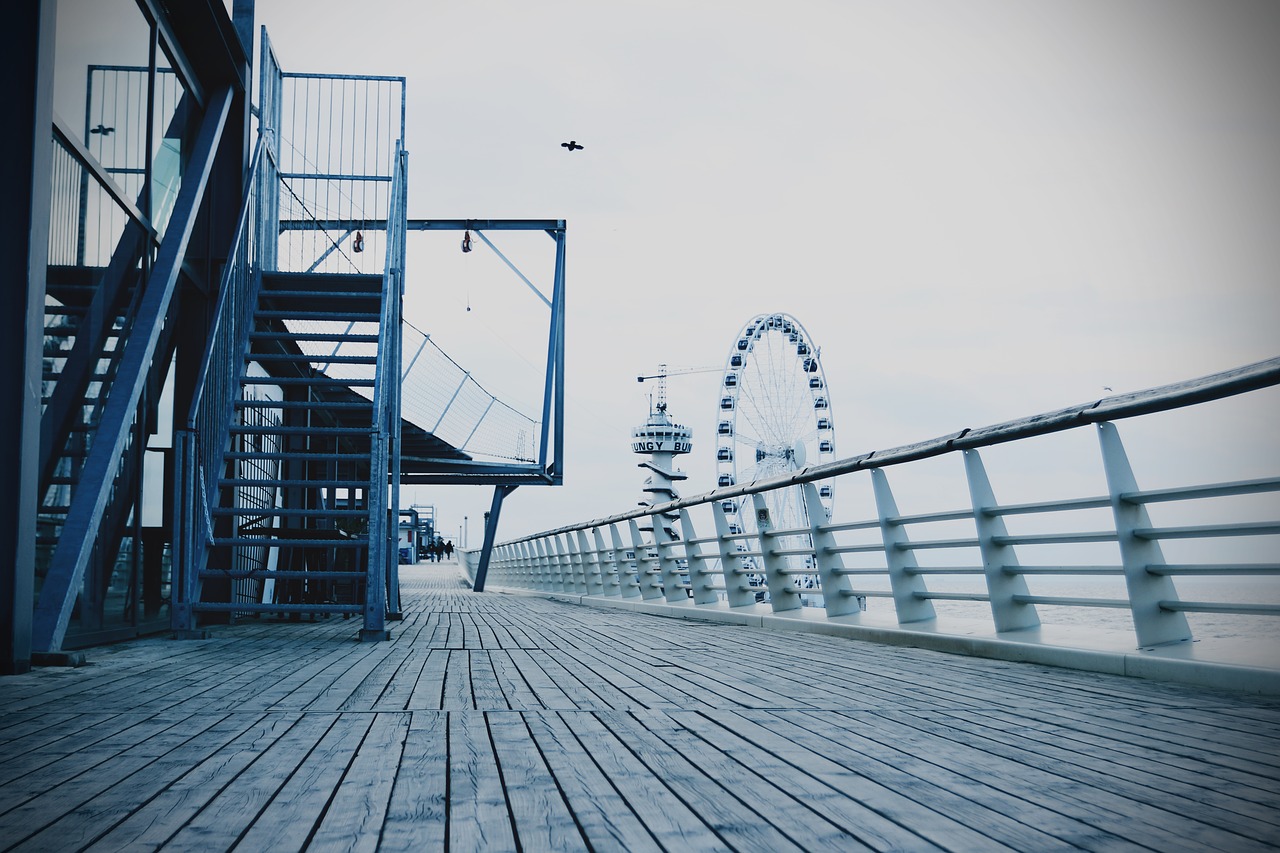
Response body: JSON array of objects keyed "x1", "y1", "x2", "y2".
[{"x1": 472, "y1": 485, "x2": 518, "y2": 592}]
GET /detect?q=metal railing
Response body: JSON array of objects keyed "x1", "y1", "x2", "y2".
[
  {"x1": 399, "y1": 322, "x2": 540, "y2": 464},
  {"x1": 471, "y1": 358, "x2": 1280, "y2": 676},
  {"x1": 172, "y1": 139, "x2": 265, "y2": 630},
  {"x1": 364, "y1": 139, "x2": 407, "y2": 632}
]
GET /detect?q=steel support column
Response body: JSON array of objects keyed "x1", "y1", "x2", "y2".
[
  {"x1": 472, "y1": 485, "x2": 517, "y2": 592},
  {"x1": 1, "y1": 0, "x2": 55, "y2": 674}
]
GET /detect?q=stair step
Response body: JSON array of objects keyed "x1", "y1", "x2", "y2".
[
  {"x1": 255, "y1": 310, "x2": 380, "y2": 322},
  {"x1": 218, "y1": 478, "x2": 370, "y2": 489},
  {"x1": 228, "y1": 425, "x2": 371, "y2": 436},
  {"x1": 198, "y1": 570, "x2": 367, "y2": 580},
  {"x1": 226, "y1": 451, "x2": 369, "y2": 462},
  {"x1": 191, "y1": 602, "x2": 363, "y2": 615},
  {"x1": 249, "y1": 353, "x2": 379, "y2": 365},
  {"x1": 251, "y1": 331, "x2": 380, "y2": 343},
  {"x1": 212, "y1": 507, "x2": 368, "y2": 517},
  {"x1": 234, "y1": 399, "x2": 372, "y2": 411},
  {"x1": 240, "y1": 376, "x2": 375, "y2": 387},
  {"x1": 261, "y1": 290, "x2": 382, "y2": 300},
  {"x1": 262, "y1": 271, "x2": 384, "y2": 290},
  {"x1": 211, "y1": 536, "x2": 368, "y2": 548}
]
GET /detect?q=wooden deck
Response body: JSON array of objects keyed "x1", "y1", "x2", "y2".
[{"x1": 2, "y1": 564, "x2": 1279, "y2": 852}]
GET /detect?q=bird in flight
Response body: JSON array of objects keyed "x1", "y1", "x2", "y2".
[
  {"x1": 90, "y1": 123, "x2": 115, "y2": 136},
  {"x1": 561, "y1": 140, "x2": 584, "y2": 151}
]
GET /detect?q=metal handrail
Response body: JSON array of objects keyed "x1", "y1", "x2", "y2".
[
  {"x1": 514, "y1": 356, "x2": 1280, "y2": 541},
  {"x1": 478, "y1": 358, "x2": 1280, "y2": 657},
  {"x1": 363, "y1": 140, "x2": 407, "y2": 627}
]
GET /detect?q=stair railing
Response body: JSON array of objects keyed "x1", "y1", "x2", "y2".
[
  {"x1": 362, "y1": 140, "x2": 407, "y2": 637},
  {"x1": 172, "y1": 138, "x2": 267, "y2": 634}
]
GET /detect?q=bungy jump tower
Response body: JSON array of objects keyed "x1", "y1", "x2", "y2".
[{"x1": 631, "y1": 384, "x2": 693, "y2": 541}]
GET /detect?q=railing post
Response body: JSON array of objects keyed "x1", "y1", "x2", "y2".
[
  {"x1": 1097, "y1": 422, "x2": 1191, "y2": 647},
  {"x1": 800, "y1": 483, "x2": 862, "y2": 617},
  {"x1": 751, "y1": 494, "x2": 802, "y2": 612},
  {"x1": 964, "y1": 450, "x2": 1040, "y2": 632},
  {"x1": 550, "y1": 535, "x2": 570, "y2": 589},
  {"x1": 171, "y1": 429, "x2": 197, "y2": 636},
  {"x1": 526, "y1": 540, "x2": 545, "y2": 591},
  {"x1": 564, "y1": 532, "x2": 588, "y2": 594},
  {"x1": 537, "y1": 537, "x2": 561, "y2": 592},
  {"x1": 678, "y1": 509, "x2": 720, "y2": 606},
  {"x1": 712, "y1": 501, "x2": 757, "y2": 608},
  {"x1": 505, "y1": 544, "x2": 521, "y2": 589},
  {"x1": 535, "y1": 538, "x2": 556, "y2": 591},
  {"x1": 577, "y1": 529, "x2": 604, "y2": 596},
  {"x1": 629, "y1": 519, "x2": 664, "y2": 600},
  {"x1": 611, "y1": 523, "x2": 640, "y2": 599},
  {"x1": 593, "y1": 527, "x2": 621, "y2": 597},
  {"x1": 871, "y1": 468, "x2": 935, "y2": 624},
  {"x1": 652, "y1": 515, "x2": 689, "y2": 603}
]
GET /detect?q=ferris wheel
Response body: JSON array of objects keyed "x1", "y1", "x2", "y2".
[{"x1": 715, "y1": 313, "x2": 835, "y2": 551}]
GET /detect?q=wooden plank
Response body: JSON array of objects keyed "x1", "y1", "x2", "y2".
[
  {"x1": 0, "y1": 714, "x2": 183, "y2": 815},
  {"x1": 404, "y1": 648, "x2": 450, "y2": 711},
  {"x1": 675, "y1": 710, "x2": 953, "y2": 852},
  {"x1": 448, "y1": 710, "x2": 517, "y2": 851},
  {"x1": 81, "y1": 713, "x2": 301, "y2": 851},
  {"x1": 379, "y1": 711, "x2": 448, "y2": 851},
  {"x1": 567, "y1": 711, "x2": 732, "y2": 851},
  {"x1": 487, "y1": 650, "x2": 544, "y2": 711},
  {"x1": 603, "y1": 709, "x2": 852, "y2": 851},
  {"x1": 159, "y1": 713, "x2": 338, "y2": 847},
  {"x1": 699, "y1": 709, "x2": 1034, "y2": 853},
  {"x1": 307, "y1": 712, "x2": 410, "y2": 853},
  {"x1": 305, "y1": 643, "x2": 399, "y2": 711},
  {"x1": 486, "y1": 711, "x2": 588, "y2": 851},
  {"x1": 7, "y1": 712, "x2": 258, "y2": 852},
  {"x1": 522, "y1": 711, "x2": 662, "y2": 852},
  {"x1": 914, "y1": 708, "x2": 1280, "y2": 848},
  {"x1": 753, "y1": 709, "x2": 1089, "y2": 851},
  {"x1": 443, "y1": 649, "x2": 475, "y2": 710},
  {"x1": 0, "y1": 713, "x2": 132, "y2": 786},
  {"x1": 989, "y1": 705, "x2": 1280, "y2": 800},
  {"x1": 806, "y1": 708, "x2": 1219, "y2": 853},
  {"x1": 233, "y1": 712, "x2": 375, "y2": 851},
  {"x1": 504, "y1": 649, "x2": 578, "y2": 710},
  {"x1": 0, "y1": 713, "x2": 225, "y2": 848},
  {"x1": 470, "y1": 652, "x2": 512, "y2": 711}
]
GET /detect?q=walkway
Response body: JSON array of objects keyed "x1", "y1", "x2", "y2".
[{"x1": 2, "y1": 564, "x2": 1279, "y2": 851}]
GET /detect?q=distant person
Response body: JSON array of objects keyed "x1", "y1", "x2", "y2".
[{"x1": 445, "y1": 540, "x2": 454, "y2": 559}]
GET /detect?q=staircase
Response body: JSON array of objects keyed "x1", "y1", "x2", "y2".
[
  {"x1": 38, "y1": 270, "x2": 146, "y2": 634},
  {"x1": 192, "y1": 271, "x2": 386, "y2": 627},
  {"x1": 171, "y1": 133, "x2": 406, "y2": 643}
]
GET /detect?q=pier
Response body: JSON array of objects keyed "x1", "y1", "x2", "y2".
[{"x1": 3, "y1": 563, "x2": 1279, "y2": 851}]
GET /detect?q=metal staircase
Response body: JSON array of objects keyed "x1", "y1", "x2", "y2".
[
  {"x1": 195, "y1": 271, "x2": 385, "y2": 625},
  {"x1": 171, "y1": 119, "x2": 407, "y2": 642}
]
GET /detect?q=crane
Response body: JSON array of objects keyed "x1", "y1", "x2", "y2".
[{"x1": 636, "y1": 363, "x2": 721, "y2": 413}]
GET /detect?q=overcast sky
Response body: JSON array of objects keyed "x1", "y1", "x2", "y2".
[{"x1": 252, "y1": 0, "x2": 1279, "y2": 545}]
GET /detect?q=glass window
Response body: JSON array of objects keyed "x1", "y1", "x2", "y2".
[
  {"x1": 53, "y1": 0, "x2": 151, "y2": 165},
  {"x1": 151, "y1": 44, "x2": 195, "y2": 237}
]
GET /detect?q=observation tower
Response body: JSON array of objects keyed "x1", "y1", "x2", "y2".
[{"x1": 632, "y1": 366, "x2": 693, "y2": 536}]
